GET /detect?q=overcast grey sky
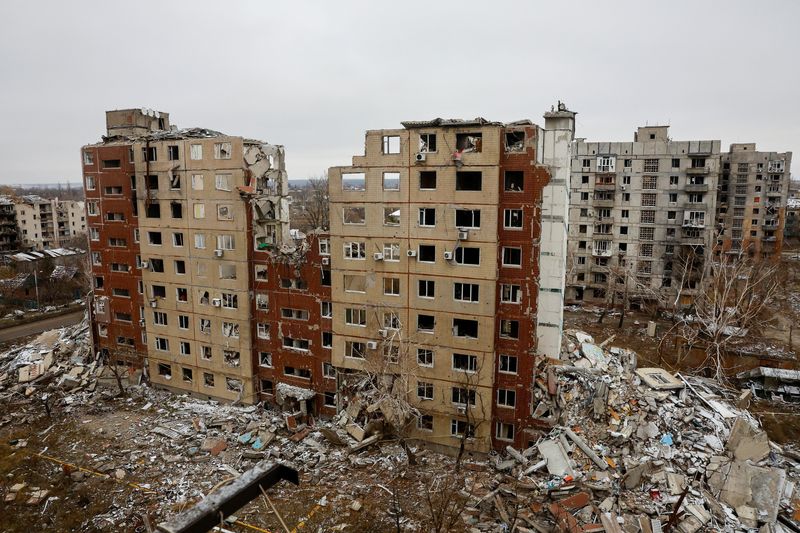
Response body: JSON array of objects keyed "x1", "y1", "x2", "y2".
[{"x1": 1, "y1": 1, "x2": 798, "y2": 184}]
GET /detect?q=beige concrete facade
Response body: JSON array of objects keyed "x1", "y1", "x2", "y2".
[
  {"x1": 15, "y1": 197, "x2": 86, "y2": 250},
  {"x1": 566, "y1": 127, "x2": 721, "y2": 307},
  {"x1": 330, "y1": 121, "x2": 538, "y2": 452},
  {"x1": 717, "y1": 145, "x2": 792, "y2": 257}
]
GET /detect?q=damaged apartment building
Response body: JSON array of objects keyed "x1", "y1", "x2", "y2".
[
  {"x1": 327, "y1": 106, "x2": 575, "y2": 452},
  {"x1": 83, "y1": 109, "x2": 331, "y2": 411},
  {"x1": 565, "y1": 126, "x2": 792, "y2": 308}
]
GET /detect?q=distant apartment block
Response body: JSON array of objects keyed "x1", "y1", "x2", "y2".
[
  {"x1": 566, "y1": 126, "x2": 791, "y2": 309},
  {"x1": 328, "y1": 109, "x2": 574, "y2": 452},
  {"x1": 14, "y1": 196, "x2": 85, "y2": 250},
  {"x1": 0, "y1": 197, "x2": 20, "y2": 252}
]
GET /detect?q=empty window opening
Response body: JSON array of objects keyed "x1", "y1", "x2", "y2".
[
  {"x1": 453, "y1": 318, "x2": 478, "y2": 338},
  {"x1": 419, "y1": 171, "x2": 437, "y2": 190},
  {"x1": 384, "y1": 207, "x2": 400, "y2": 226},
  {"x1": 419, "y1": 133, "x2": 437, "y2": 152},
  {"x1": 342, "y1": 172, "x2": 366, "y2": 191},
  {"x1": 455, "y1": 246, "x2": 480, "y2": 265},
  {"x1": 102, "y1": 159, "x2": 121, "y2": 169},
  {"x1": 171, "y1": 202, "x2": 183, "y2": 218},
  {"x1": 418, "y1": 244, "x2": 436, "y2": 262},
  {"x1": 383, "y1": 171, "x2": 400, "y2": 190},
  {"x1": 455, "y1": 209, "x2": 480, "y2": 228},
  {"x1": 167, "y1": 145, "x2": 179, "y2": 161},
  {"x1": 504, "y1": 171, "x2": 524, "y2": 191},
  {"x1": 146, "y1": 203, "x2": 161, "y2": 218},
  {"x1": 456, "y1": 171, "x2": 482, "y2": 191},
  {"x1": 505, "y1": 131, "x2": 525, "y2": 152},
  {"x1": 418, "y1": 207, "x2": 435, "y2": 227},
  {"x1": 417, "y1": 314, "x2": 435, "y2": 332},
  {"x1": 453, "y1": 353, "x2": 478, "y2": 372},
  {"x1": 500, "y1": 319, "x2": 519, "y2": 339},
  {"x1": 224, "y1": 350, "x2": 240, "y2": 367},
  {"x1": 158, "y1": 363, "x2": 172, "y2": 379},
  {"x1": 456, "y1": 133, "x2": 482, "y2": 153},
  {"x1": 343, "y1": 206, "x2": 366, "y2": 224}
]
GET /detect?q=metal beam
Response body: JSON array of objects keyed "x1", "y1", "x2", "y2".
[{"x1": 157, "y1": 462, "x2": 299, "y2": 533}]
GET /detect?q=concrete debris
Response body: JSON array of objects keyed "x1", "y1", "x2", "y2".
[{"x1": 489, "y1": 329, "x2": 800, "y2": 533}]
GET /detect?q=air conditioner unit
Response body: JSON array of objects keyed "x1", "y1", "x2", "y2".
[
  {"x1": 139, "y1": 318, "x2": 145, "y2": 326},
  {"x1": 211, "y1": 298, "x2": 222, "y2": 307},
  {"x1": 149, "y1": 299, "x2": 158, "y2": 308},
  {"x1": 321, "y1": 257, "x2": 330, "y2": 265},
  {"x1": 214, "y1": 249, "x2": 224, "y2": 258},
  {"x1": 378, "y1": 328, "x2": 388, "y2": 338},
  {"x1": 620, "y1": 185, "x2": 627, "y2": 191},
  {"x1": 443, "y1": 251, "x2": 454, "y2": 261},
  {"x1": 366, "y1": 341, "x2": 379, "y2": 350},
  {"x1": 373, "y1": 252, "x2": 384, "y2": 261},
  {"x1": 458, "y1": 230, "x2": 469, "y2": 240},
  {"x1": 457, "y1": 406, "x2": 467, "y2": 414},
  {"x1": 415, "y1": 152, "x2": 427, "y2": 163},
  {"x1": 140, "y1": 261, "x2": 149, "y2": 269},
  {"x1": 407, "y1": 250, "x2": 417, "y2": 257}
]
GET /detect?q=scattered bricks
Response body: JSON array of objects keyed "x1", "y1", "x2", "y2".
[
  {"x1": 290, "y1": 427, "x2": 311, "y2": 443},
  {"x1": 549, "y1": 502, "x2": 581, "y2": 532},
  {"x1": 25, "y1": 489, "x2": 49, "y2": 506},
  {"x1": 557, "y1": 491, "x2": 591, "y2": 510},
  {"x1": 200, "y1": 437, "x2": 227, "y2": 456}
]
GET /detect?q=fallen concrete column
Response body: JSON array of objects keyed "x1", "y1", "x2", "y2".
[{"x1": 156, "y1": 462, "x2": 299, "y2": 533}]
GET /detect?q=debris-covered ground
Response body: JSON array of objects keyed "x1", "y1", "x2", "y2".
[{"x1": 1, "y1": 318, "x2": 800, "y2": 532}]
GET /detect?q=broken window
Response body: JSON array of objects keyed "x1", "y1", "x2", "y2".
[
  {"x1": 384, "y1": 207, "x2": 400, "y2": 226},
  {"x1": 256, "y1": 294, "x2": 269, "y2": 310},
  {"x1": 281, "y1": 308, "x2": 309, "y2": 320},
  {"x1": 188, "y1": 144, "x2": 203, "y2": 160},
  {"x1": 257, "y1": 323, "x2": 270, "y2": 339},
  {"x1": 203, "y1": 373, "x2": 215, "y2": 387},
  {"x1": 417, "y1": 348, "x2": 434, "y2": 367},
  {"x1": 453, "y1": 353, "x2": 477, "y2": 372},
  {"x1": 500, "y1": 319, "x2": 519, "y2": 339},
  {"x1": 148, "y1": 231, "x2": 162, "y2": 246},
  {"x1": 418, "y1": 279, "x2": 435, "y2": 298},
  {"x1": 318, "y1": 238, "x2": 330, "y2": 255},
  {"x1": 499, "y1": 354, "x2": 518, "y2": 374},
  {"x1": 455, "y1": 209, "x2": 480, "y2": 229},
  {"x1": 456, "y1": 133, "x2": 482, "y2": 153},
  {"x1": 384, "y1": 344, "x2": 399, "y2": 364},
  {"x1": 221, "y1": 293, "x2": 238, "y2": 309},
  {"x1": 214, "y1": 142, "x2": 232, "y2": 160},
  {"x1": 455, "y1": 246, "x2": 480, "y2": 265},
  {"x1": 341, "y1": 172, "x2": 366, "y2": 191},
  {"x1": 219, "y1": 263, "x2": 236, "y2": 280},
  {"x1": 419, "y1": 171, "x2": 437, "y2": 190},
  {"x1": 321, "y1": 269, "x2": 331, "y2": 286},
  {"x1": 150, "y1": 258, "x2": 165, "y2": 273},
  {"x1": 146, "y1": 203, "x2": 161, "y2": 218},
  {"x1": 98, "y1": 324, "x2": 108, "y2": 337},
  {"x1": 504, "y1": 209, "x2": 523, "y2": 229},
  {"x1": 453, "y1": 318, "x2": 478, "y2": 338},
  {"x1": 255, "y1": 265, "x2": 268, "y2": 281},
  {"x1": 180, "y1": 341, "x2": 191, "y2": 356},
  {"x1": 419, "y1": 133, "x2": 437, "y2": 153},
  {"x1": 455, "y1": 171, "x2": 482, "y2": 191},
  {"x1": 222, "y1": 321, "x2": 239, "y2": 338},
  {"x1": 217, "y1": 204, "x2": 233, "y2": 220},
  {"x1": 259, "y1": 352, "x2": 273, "y2": 367},
  {"x1": 176, "y1": 288, "x2": 188, "y2": 302},
  {"x1": 343, "y1": 274, "x2": 366, "y2": 293},
  {"x1": 106, "y1": 212, "x2": 125, "y2": 221},
  {"x1": 324, "y1": 392, "x2": 336, "y2": 406},
  {"x1": 641, "y1": 194, "x2": 657, "y2": 207},
  {"x1": 382, "y1": 135, "x2": 401, "y2": 154},
  {"x1": 383, "y1": 277, "x2": 400, "y2": 296},
  {"x1": 201, "y1": 346, "x2": 212, "y2": 360},
  {"x1": 83, "y1": 150, "x2": 94, "y2": 165},
  {"x1": 454, "y1": 282, "x2": 479, "y2": 303},
  {"x1": 200, "y1": 318, "x2": 211, "y2": 334},
  {"x1": 504, "y1": 171, "x2": 524, "y2": 192},
  {"x1": 451, "y1": 387, "x2": 476, "y2": 406},
  {"x1": 321, "y1": 301, "x2": 332, "y2": 318},
  {"x1": 178, "y1": 368, "x2": 192, "y2": 383},
  {"x1": 158, "y1": 363, "x2": 172, "y2": 379},
  {"x1": 343, "y1": 207, "x2": 366, "y2": 224},
  {"x1": 383, "y1": 242, "x2": 400, "y2": 261},
  {"x1": 170, "y1": 202, "x2": 183, "y2": 219},
  {"x1": 418, "y1": 244, "x2": 436, "y2": 262},
  {"x1": 642, "y1": 176, "x2": 657, "y2": 189},
  {"x1": 223, "y1": 350, "x2": 240, "y2": 367},
  {"x1": 496, "y1": 422, "x2": 515, "y2": 441},
  {"x1": 102, "y1": 159, "x2": 121, "y2": 169},
  {"x1": 225, "y1": 378, "x2": 242, "y2": 392},
  {"x1": 283, "y1": 337, "x2": 309, "y2": 350},
  {"x1": 417, "y1": 381, "x2": 434, "y2": 400},
  {"x1": 417, "y1": 314, "x2": 435, "y2": 332},
  {"x1": 640, "y1": 210, "x2": 655, "y2": 224},
  {"x1": 505, "y1": 131, "x2": 525, "y2": 152},
  {"x1": 501, "y1": 284, "x2": 521, "y2": 304},
  {"x1": 142, "y1": 146, "x2": 157, "y2": 162},
  {"x1": 146, "y1": 174, "x2": 159, "y2": 190},
  {"x1": 217, "y1": 234, "x2": 235, "y2": 250},
  {"x1": 417, "y1": 415, "x2": 434, "y2": 431},
  {"x1": 167, "y1": 145, "x2": 179, "y2": 161},
  {"x1": 344, "y1": 241, "x2": 366, "y2": 259},
  {"x1": 383, "y1": 312, "x2": 400, "y2": 329},
  {"x1": 215, "y1": 174, "x2": 231, "y2": 191},
  {"x1": 418, "y1": 207, "x2": 435, "y2": 227},
  {"x1": 151, "y1": 285, "x2": 166, "y2": 298},
  {"x1": 383, "y1": 171, "x2": 400, "y2": 190},
  {"x1": 284, "y1": 366, "x2": 312, "y2": 379},
  {"x1": 597, "y1": 156, "x2": 615, "y2": 172},
  {"x1": 155, "y1": 337, "x2": 169, "y2": 351},
  {"x1": 344, "y1": 341, "x2": 366, "y2": 359}
]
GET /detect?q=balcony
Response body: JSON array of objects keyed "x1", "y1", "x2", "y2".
[
  {"x1": 684, "y1": 183, "x2": 708, "y2": 192},
  {"x1": 682, "y1": 218, "x2": 706, "y2": 228},
  {"x1": 686, "y1": 166, "x2": 710, "y2": 175},
  {"x1": 592, "y1": 247, "x2": 613, "y2": 257},
  {"x1": 592, "y1": 198, "x2": 615, "y2": 208}
]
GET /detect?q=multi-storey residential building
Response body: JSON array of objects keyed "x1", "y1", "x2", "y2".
[
  {"x1": 328, "y1": 109, "x2": 574, "y2": 452},
  {"x1": 83, "y1": 109, "x2": 306, "y2": 405},
  {"x1": 717, "y1": 145, "x2": 793, "y2": 257},
  {"x1": 15, "y1": 196, "x2": 85, "y2": 250},
  {"x1": 566, "y1": 126, "x2": 721, "y2": 307},
  {"x1": 0, "y1": 196, "x2": 20, "y2": 252}
]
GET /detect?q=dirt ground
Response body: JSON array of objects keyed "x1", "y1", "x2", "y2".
[{"x1": 0, "y1": 389, "x2": 489, "y2": 533}]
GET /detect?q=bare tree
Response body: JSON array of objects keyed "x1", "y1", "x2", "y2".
[
  {"x1": 597, "y1": 253, "x2": 666, "y2": 327},
  {"x1": 294, "y1": 174, "x2": 329, "y2": 232},
  {"x1": 674, "y1": 249, "x2": 783, "y2": 380}
]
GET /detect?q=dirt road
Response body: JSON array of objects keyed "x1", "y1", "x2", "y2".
[{"x1": 0, "y1": 309, "x2": 84, "y2": 343}]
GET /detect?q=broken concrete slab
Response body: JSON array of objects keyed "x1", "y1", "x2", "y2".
[
  {"x1": 636, "y1": 368, "x2": 684, "y2": 390},
  {"x1": 537, "y1": 439, "x2": 574, "y2": 478},
  {"x1": 727, "y1": 417, "x2": 770, "y2": 462}
]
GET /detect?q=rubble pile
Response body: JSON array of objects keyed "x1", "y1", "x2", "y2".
[
  {"x1": 477, "y1": 329, "x2": 800, "y2": 532},
  {"x1": 0, "y1": 316, "x2": 101, "y2": 425}
]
